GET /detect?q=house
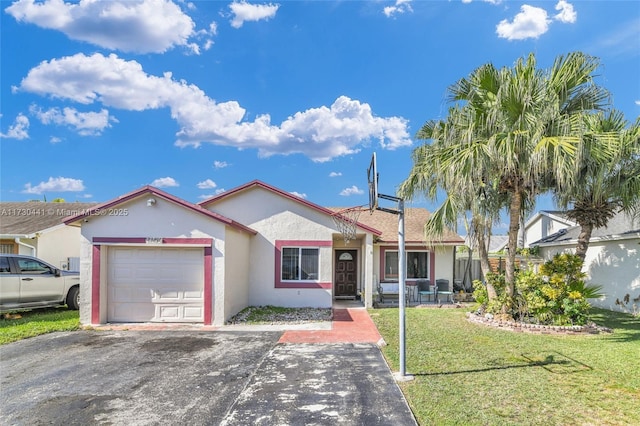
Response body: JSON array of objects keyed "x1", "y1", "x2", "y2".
[
  {"x1": 521, "y1": 210, "x2": 576, "y2": 248},
  {"x1": 64, "y1": 180, "x2": 464, "y2": 326},
  {"x1": 0, "y1": 201, "x2": 96, "y2": 270},
  {"x1": 533, "y1": 213, "x2": 640, "y2": 314}
]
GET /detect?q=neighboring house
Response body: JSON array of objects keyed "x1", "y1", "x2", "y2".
[
  {"x1": 522, "y1": 211, "x2": 576, "y2": 248},
  {"x1": 533, "y1": 213, "x2": 640, "y2": 314},
  {"x1": 0, "y1": 201, "x2": 96, "y2": 270},
  {"x1": 64, "y1": 180, "x2": 464, "y2": 326}
]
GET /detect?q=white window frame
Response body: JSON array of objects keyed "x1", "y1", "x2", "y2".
[
  {"x1": 383, "y1": 249, "x2": 430, "y2": 281},
  {"x1": 281, "y1": 246, "x2": 320, "y2": 282}
]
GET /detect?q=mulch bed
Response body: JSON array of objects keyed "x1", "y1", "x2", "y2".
[{"x1": 466, "y1": 312, "x2": 613, "y2": 335}]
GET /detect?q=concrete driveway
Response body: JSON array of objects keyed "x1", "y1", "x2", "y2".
[{"x1": 0, "y1": 330, "x2": 416, "y2": 425}]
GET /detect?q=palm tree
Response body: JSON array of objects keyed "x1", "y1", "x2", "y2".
[
  {"x1": 555, "y1": 110, "x2": 640, "y2": 261},
  {"x1": 398, "y1": 108, "x2": 504, "y2": 300},
  {"x1": 400, "y1": 52, "x2": 609, "y2": 311}
]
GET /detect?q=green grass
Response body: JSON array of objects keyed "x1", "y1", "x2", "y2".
[
  {"x1": 0, "y1": 308, "x2": 80, "y2": 345},
  {"x1": 370, "y1": 307, "x2": 640, "y2": 426}
]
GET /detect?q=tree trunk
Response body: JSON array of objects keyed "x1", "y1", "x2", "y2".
[
  {"x1": 475, "y1": 230, "x2": 497, "y2": 300},
  {"x1": 575, "y1": 223, "x2": 593, "y2": 262},
  {"x1": 504, "y1": 190, "x2": 522, "y2": 310}
]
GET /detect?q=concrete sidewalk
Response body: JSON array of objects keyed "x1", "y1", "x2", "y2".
[{"x1": 279, "y1": 307, "x2": 385, "y2": 344}]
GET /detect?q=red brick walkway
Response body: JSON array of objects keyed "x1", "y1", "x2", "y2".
[{"x1": 278, "y1": 308, "x2": 383, "y2": 344}]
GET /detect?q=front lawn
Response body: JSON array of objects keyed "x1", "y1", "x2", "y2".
[
  {"x1": 370, "y1": 307, "x2": 640, "y2": 426},
  {"x1": 0, "y1": 308, "x2": 80, "y2": 345}
]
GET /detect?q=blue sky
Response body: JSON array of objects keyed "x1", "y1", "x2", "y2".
[{"x1": 1, "y1": 0, "x2": 639, "y2": 231}]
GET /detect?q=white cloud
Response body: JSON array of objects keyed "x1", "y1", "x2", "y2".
[
  {"x1": 151, "y1": 177, "x2": 179, "y2": 187},
  {"x1": 17, "y1": 53, "x2": 412, "y2": 162},
  {"x1": 462, "y1": 0, "x2": 502, "y2": 4},
  {"x1": 5, "y1": 0, "x2": 196, "y2": 54},
  {"x1": 30, "y1": 105, "x2": 116, "y2": 136},
  {"x1": 554, "y1": 1, "x2": 576, "y2": 24},
  {"x1": 0, "y1": 113, "x2": 30, "y2": 139},
  {"x1": 383, "y1": 0, "x2": 413, "y2": 18},
  {"x1": 197, "y1": 179, "x2": 217, "y2": 189},
  {"x1": 229, "y1": 1, "x2": 279, "y2": 29},
  {"x1": 289, "y1": 191, "x2": 307, "y2": 199},
  {"x1": 198, "y1": 188, "x2": 225, "y2": 200},
  {"x1": 340, "y1": 185, "x2": 364, "y2": 196},
  {"x1": 23, "y1": 176, "x2": 85, "y2": 194},
  {"x1": 636, "y1": 100, "x2": 640, "y2": 106},
  {"x1": 329, "y1": 172, "x2": 342, "y2": 177},
  {"x1": 50, "y1": 136, "x2": 62, "y2": 144},
  {"x1": 496, "y1": 5, "x2": 550, "y2": 40},
  {"x1": 213, "y1": 160, "x2": 229, "y2": 169}
]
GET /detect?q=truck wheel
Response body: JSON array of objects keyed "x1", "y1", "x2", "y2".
[{"x1": 66, "y1": 286, "x2": 80, "y2": 310}]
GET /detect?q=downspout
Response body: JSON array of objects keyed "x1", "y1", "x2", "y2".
[{"x1": 15, "y1": 237, "x2": 36, "y2": 256}]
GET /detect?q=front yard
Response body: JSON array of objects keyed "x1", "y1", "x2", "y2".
[
  {"x1": 0, "y1": 308, "x2": 80, "y2": 345},
  {"x1": 371, "y1": 307, "x2": 640, "y2": 426}
]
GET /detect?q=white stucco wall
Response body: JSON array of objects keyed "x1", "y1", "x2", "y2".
[
  {"x1": 434, "y1": 246, "x2": 456, "y2": 285},
  {"x1": 31, "y1": 225, "x2": 82, "y2": 270},
  {"x1": 221, "y1": 227, "x2": 251, "y2": 323},
  {"x1": 540, "y1": 237, "x2": 640, "y2": 314},
  {"x1": 76, "y1": 195, "x2": 230, "y2": 325},
  {"x1": 207, "y1": 187, "x2": 338, "y2": 308}
]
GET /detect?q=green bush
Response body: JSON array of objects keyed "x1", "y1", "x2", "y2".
[
  {"x1": 473, "y1": 273, "x2": 509, "y2": 315},
  {"x1": 474, "y1": 254, "x2": 603, "y2": 325}
]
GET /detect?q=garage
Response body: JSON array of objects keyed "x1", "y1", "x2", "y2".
[{"x1": 107, "y1": 247, "x2": 204, "y2": 323}]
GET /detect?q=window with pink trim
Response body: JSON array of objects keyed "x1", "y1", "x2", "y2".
[
  {"x1": 282, "y1": 247, "x2": 319, "y2": 281},
  {"x1": 275, "y1": 240, "x2": 331, "y2": 288},
  {"x1": 383, "y1": 249, "x2": 430, "y2": 281}
]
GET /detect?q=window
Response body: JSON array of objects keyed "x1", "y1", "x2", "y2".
[
  {"x1": 17, "y1": 258, "x2": 54, "y2": 275},
  {"x1": 0, "y1": 243, "x2": 15, "y2": 254},
  {"x1": 0, "y1": 257, "x2": 10, "y2": 273},
  {"x1": 281, "y1": 247, "x2": 319, "y2": 281},
  {"x1": 384, "y1": 250, "x2": 429, "y2": 280}
]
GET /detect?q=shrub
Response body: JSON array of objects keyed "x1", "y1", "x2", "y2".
[{"x1": 474, "y1": 254, "x2": 603, "y2": 325}]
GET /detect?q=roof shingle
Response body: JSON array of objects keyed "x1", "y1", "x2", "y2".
[
  {"x1": 330, "y1": 207, "x2": 463, "y2": 244},
  {"x1": 0, "y1": 202, "x2": 97, "y2": 235}
]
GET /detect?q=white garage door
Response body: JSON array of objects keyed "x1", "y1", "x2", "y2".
[{"x1": 107, "y1": 247, "x2": 204, "y2": 323}]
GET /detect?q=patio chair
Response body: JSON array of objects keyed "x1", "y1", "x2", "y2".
[
  {"x1": 436, "y1": 279, "x2": 453, "y2": 303},
  {"x1": 417, "y1": 279, "x2": 436, "y2": 304}
]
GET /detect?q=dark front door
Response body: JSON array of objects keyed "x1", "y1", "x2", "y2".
[{"x1": 334, "y1": 250, "x2": 357, "y2": 298}]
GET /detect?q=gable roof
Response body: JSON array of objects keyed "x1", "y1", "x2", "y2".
[
  {"x1": 1, "y1": 202, "x2": 97, "y2": 236},
  {"x1": 330, "y1": 207, "x2": 464, "y2": 245},
  {"x1": 63, "y1": 186, "x2": 257, "y2": 235},
  {"x1": 533, "y1": 213, "x2": 640, "y2": 246},
  {"x1": 201, "y1": 180, "x2": 382, "y2": 236},
  {"x1": 524, "y1": 210, "x2": 576, "y2": 229}
]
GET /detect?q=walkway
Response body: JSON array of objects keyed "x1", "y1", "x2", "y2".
[{"x1": 279, "y1": 307, "x2": 384, "y2": 344}]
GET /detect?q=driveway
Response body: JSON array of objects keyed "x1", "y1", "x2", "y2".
[{"x1": 0, "y1": 330, "x2": 416, "y2": 425}]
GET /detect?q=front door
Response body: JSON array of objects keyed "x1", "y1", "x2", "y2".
[{"x1": 334, "y1": 250, "x2": 357, "y2": 298}]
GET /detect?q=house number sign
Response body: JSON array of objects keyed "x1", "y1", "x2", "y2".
[{"x1": 145, "y1": 237, "x2": 163, "y2": 244}]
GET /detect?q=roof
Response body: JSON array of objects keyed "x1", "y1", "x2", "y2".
[
  {"x1": 201, "y1": 180, "x2": 382, "y2": 236},
  {"x1": 330, "y1": 207, "x2": 464, "y2": 245},
  {"x1": 0, "y1": 202, "x2": 97, "y2": 235},
  {"x1": 533, "y1": 212, "x2": 640, "y2": 246},
  {"x1": 63, "y1": 186, "x2": 257, "y2": 235},
  {"x1": 524, "y1": 210, "x2": 576, "y2": 229}
]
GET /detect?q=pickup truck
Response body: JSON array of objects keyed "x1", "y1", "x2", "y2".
[{"x1": 0, "y1": 254, "x2": 80, "y2": 313}]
